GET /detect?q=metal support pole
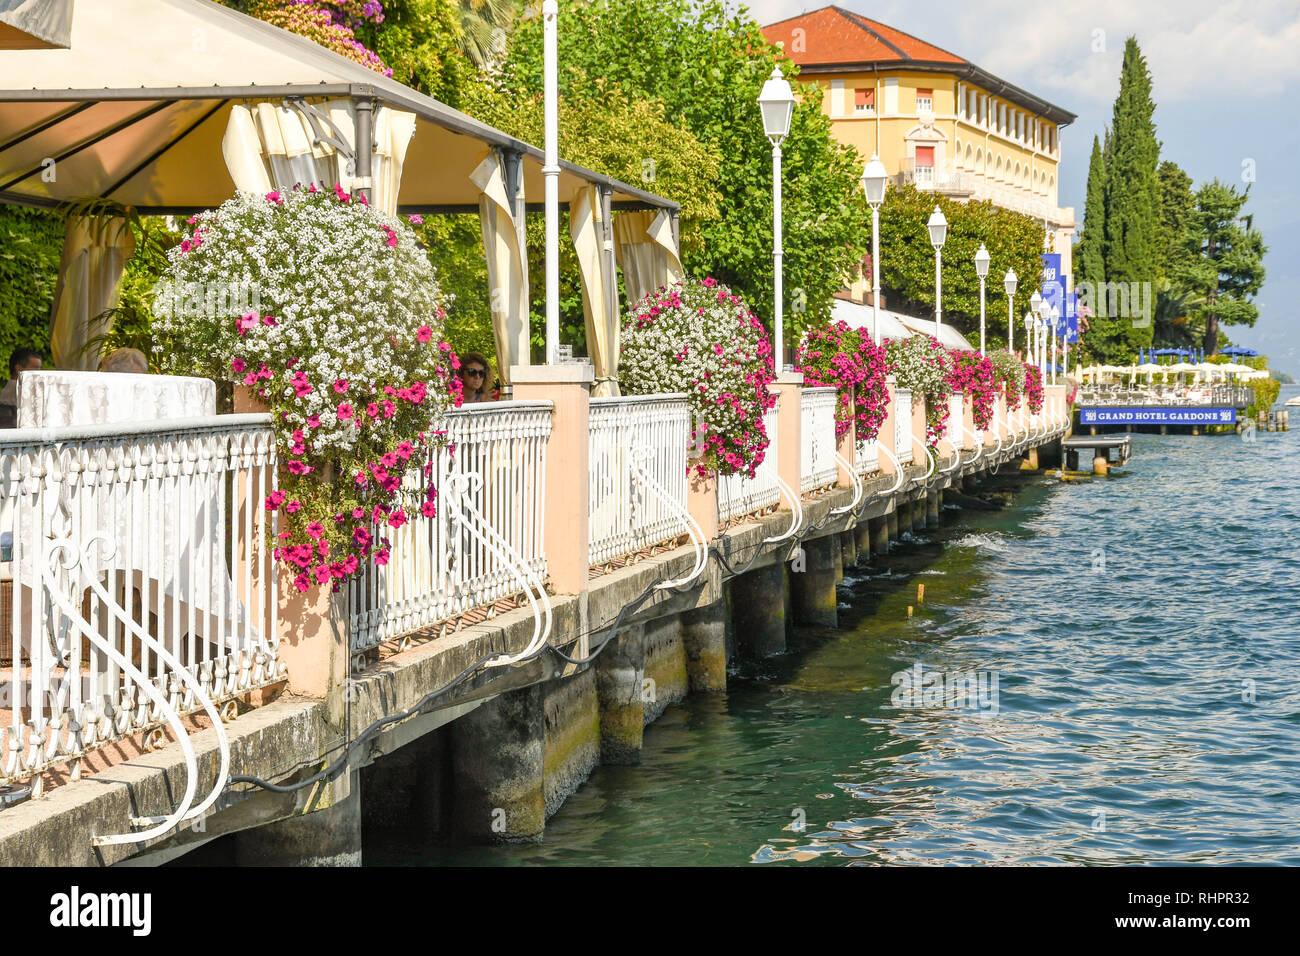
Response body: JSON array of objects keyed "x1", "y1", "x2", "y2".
[
  {"x1": 542, "y1": 0, "x2": 560, "y2": 364},
  {"x1": 934, "y1": 248, "x2": 943, "y2": 330},
  {"x1": 871, "y1": 205, "x2": 882, "y2": 347},
  {"x1": 353, "y1": 97, "x2": 374, "y2": 206},
  {"x1": 599, "y1": 185, "x2": 619, "y2": 395},
  {"x1": 1007, "y1": 295, "x2": 1014, "y2": 352},
  {"x1": 978, "y1": 275, "x2": 986, "y2": 355},
  {"x1": 772, "y1": 141, "x2": 784, "y2": 369}
]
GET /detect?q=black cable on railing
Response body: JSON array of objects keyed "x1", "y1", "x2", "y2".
[{"x1": 226, "y1": 435, "x2": 1007, "y2": 798}]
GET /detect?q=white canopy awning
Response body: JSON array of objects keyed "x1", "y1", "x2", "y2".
[
  {"x1": 0, "y1": 0, "x2": 677, "y2": 215},
  {"x1": 831, "y1": 299, "x2": 918, "y2": 343},
  {"x1": 0, "y1": 0, "x2": 72, "y2": 50},
  {"x1": 894, "y1": 313, "x2": 976, "y2": 351}
]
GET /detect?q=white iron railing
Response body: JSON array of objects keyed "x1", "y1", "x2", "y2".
[
  {"x1": 348, "y1": 400, "x2": 552, "y2": 656},
  {"x1": 588, "y1": 394, "x2": 691, "y2": 566},
  {"x1": 854, "y1": 428, "x2": 880, "y2": 475},
  {"x1": 894, "y1": 389, "x2": 915, "y2": 465},
  {"x1": 719, "y1": 401, "x2": 781, "y2": 521},
  {"x1": 800, "y1": 386, "x2": 839, "y2": 493},
  {"x1": 0, "y1": 416, "x2": 279, "y2": 809},
  {"x1": 947, "y1": 392, "x2": 964, "y2": 446}
]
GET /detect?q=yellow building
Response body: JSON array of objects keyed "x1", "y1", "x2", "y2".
[{"x1": 763, "y1": 5, "x2": 1078, "y2": 277}]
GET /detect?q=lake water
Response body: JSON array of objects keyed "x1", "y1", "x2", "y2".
[{"x1": 420, "y1": 385, "x2": 1300, "y2": 866}]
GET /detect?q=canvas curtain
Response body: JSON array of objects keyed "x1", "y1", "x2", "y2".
[
  {"x1": 613, "y1": 209, "x2": 683, "y2": 310},
  {"x1": 49, "y1": 213, "x2": 135, "y2": 371},
  {"x1": 569, "y1": 185, "x2": 621, "y2": 397},
  {"x1": 222, "y1": 100, "x2": 415, "y2": 216},
  {"x1": 470, "y1": 150, "x2": 530, "y2": 385}
]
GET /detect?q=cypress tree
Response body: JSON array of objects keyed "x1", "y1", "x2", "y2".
[
  {"x1": 1077, "y1": 135, "x2": 1106, "y2": 284},
  {"x1": 1102, "y1": 37, "x2": 1160, "y2": 349}
]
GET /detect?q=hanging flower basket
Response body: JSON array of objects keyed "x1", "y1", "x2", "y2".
[
  {"x1": 947, "y1": 349, "x2": 998, "y2": 431},
  {"x1": 886, "y1": 334, "x2": 952, "y2": 448},
  {"x1": 154, "y1": 185, "x2": 459, "y2": 592},
  {"x1": 794, "y1": 320, "x2": 889, "y2": 443},
  {"x1": 620, "y1": 278, "x2": 776, "y2": 479}
]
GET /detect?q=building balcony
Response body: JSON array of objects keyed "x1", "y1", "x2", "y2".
[
  {"x1": 902, "y1": 166, "x2": 1076, "y2": 229},
  {"x1": 894, "y1": 161, "x2": 973, "y2": 197}
]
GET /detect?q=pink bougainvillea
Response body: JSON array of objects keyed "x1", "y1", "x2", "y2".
[
  {"x1": 620, "y1": 278, "x2": 777, "y2": 479},
  {"x1": 794, "y1": 320, "x2": 889, "y2": 443},
  {"x1": 947, "y1": 349, "x2": 998, "y2": 431},
  {"x1": 1024, "y1": 362, "x2": 1045, "y2": 414}
]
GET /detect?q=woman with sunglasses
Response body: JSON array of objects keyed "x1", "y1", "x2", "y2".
[{"x1": 458, "y1": 352, "x2": 496, "y2": 403}]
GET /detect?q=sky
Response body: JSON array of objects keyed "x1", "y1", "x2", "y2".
[{"x1": 746, "y1": 0, "x2": 1300, "y2": 374}]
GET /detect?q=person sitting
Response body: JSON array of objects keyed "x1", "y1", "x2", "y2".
[
  {"x1": 458, "y1": 352, "x2": 497, "y2": 404},
  {"x1": 100, "y1": 348, "x2": 149, "y2": 374},
  {"x1": 0, "y1": 347, "x2": 42, "y2": 428}
]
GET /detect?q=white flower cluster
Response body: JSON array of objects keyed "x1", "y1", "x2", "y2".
[
  {"x1": 153, "y1": 188, "x2": 452, "y2": 456},
  {"x1": 620, "y1": 279, "x2": 776, "y2": 478}
]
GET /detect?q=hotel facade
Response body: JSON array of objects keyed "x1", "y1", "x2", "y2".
[{"x1": 763, "y1": 5, "x2": 1078, "y2": 277}]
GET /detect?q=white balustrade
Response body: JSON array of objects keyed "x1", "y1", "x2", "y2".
[
  {"x1": 349, "y1": 400, "x2": 552, "y2": 655},
  {"x1": 894, "y1": 389, "x2": 915, "y2": 465},
  {"x1": 800, "y1": 386, "x2": 839, "y2": 493},
  {"x1": 719, "y1": 401, "x2": 781, "y2": 521},
  {"x1": 0, "y1": 415, "x2": 279, "y2": 786},
  {"x1": 854, "y1": 428, "x2": 880, "y2": 476},
  {"x1": 588, "y1": 394, "x2": 691, "y2": 566},
  {"x1": 947, "y1": 392, "x2": 964, "y2": 446}
]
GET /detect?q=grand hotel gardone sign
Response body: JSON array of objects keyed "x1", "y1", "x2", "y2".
[{"x1": 1080, "y1": 407, "x2": 1237, "y2": 426}]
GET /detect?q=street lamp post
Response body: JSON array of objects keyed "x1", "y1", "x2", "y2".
[
  {"x1": 1023, "y1": 313, "x2": 1034, "y2": 370},
  {"x1": 758, "y1": 66, "x2": 796, "y2": 370},
  {"x1": 542, "y1": 0, "x2": 560, "y2": 363},
  {"x1": 1049, "y1": 306, "x2": 1061, "y2": 385},
  {"x1": 975, "y1": 244, "x2": 990, "y2": 355},
  {"x1": 860, "y1": 154, "x2": 889, "y2": 347},
  {"x1": 927, "y1": 206, "x2": 948, "y2": 330},
  {"x1": 1004, "y1": 269, "x2": 1017, "y2": 352},
  {"x1": 1028, "y1": 290, "x2": 1043, "y2": 363}
]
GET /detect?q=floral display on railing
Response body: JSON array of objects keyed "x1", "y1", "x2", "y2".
[
  {"x1": 989, "y1": 348, "x2": 1025, "y2": 411},
  {"x1": 1024, "y1": 363, "x2": 1045, "y2": 413},
  {"x1": 620, "y1": 277, "x2": 776, "y2": 479},
  {"x1": 154, "y1": 185, "x2": 458, "y2": 592},
  {"x1": 947, "y1": 349, "x2": 997, "y2": 431},
  {"x1": 794, "y1": 320, "x2": 889, "y2": 443},
  {"x1": 885, "y1": 334, "x2": 952, "y2": 448}
]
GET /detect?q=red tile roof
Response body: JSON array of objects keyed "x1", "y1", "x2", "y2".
[
  {"x1": 764, "y1": 6, "x2": 964, "y2": 68},
  {"x1": 762, "y1": 5, "x2": 1075, "y2": 125}
]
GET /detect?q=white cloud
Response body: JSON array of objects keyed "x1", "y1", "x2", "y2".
[{"x1": 751, "y1": 0, "x2": 1300, "y2": 104}]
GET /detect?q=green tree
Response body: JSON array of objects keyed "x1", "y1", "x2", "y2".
[
  {"x1": 1151, "y1": 160, "x2": 1199, "y2": 348},
  {"x1": 1104, "y1": 38, "x2": 1161, "y2": 280},
  {"x1": 1101, "y1": 37, "x2": 1160, "y2": 354},
  {"x1": 877, "y1": 186, "x2": 1045, "y2": 351},
  {"x1": 369, "y1": 0, "x2": 473, "y2": 105},
  {"x1": 460, "y1": 75, "x2": 723, "y2": 358},
  {"x1": 457, "y1": 0, "x2": 524, "y2": 72},
  {"x1": 1076, "y1": 135, "x2": 1106, "y2": 285},
  {"x1": 1183, "y1": 180, "x2": 1266, "y2": 354},
  {"x1": 491, "y1": 0, "x2": 870, "y2": 345},
  {"x1": 0, "y1": 205, "x2": 63, "y2": 368}
]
